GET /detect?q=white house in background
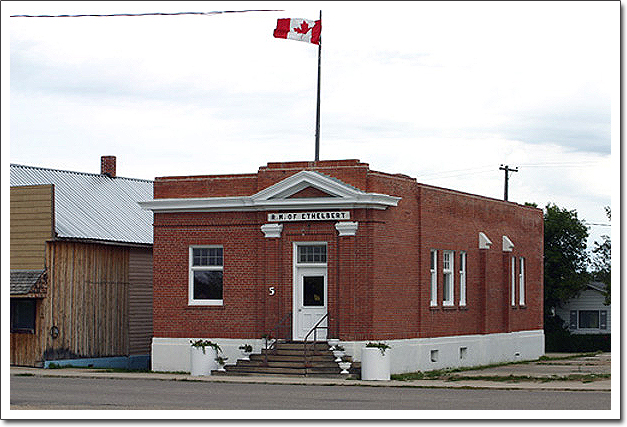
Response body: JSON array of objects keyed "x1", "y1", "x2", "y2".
[{"x1": 555, "y1": 282, "x2": 611, "y2": 334}]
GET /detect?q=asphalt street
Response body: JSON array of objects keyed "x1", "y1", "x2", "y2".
[{"x1": 10, "y1": 375, "x2": 610, "y2": 411}]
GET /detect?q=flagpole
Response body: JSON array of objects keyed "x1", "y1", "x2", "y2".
[{"x1": 314, "y1": 10, "x2": 322, "y2": 162}]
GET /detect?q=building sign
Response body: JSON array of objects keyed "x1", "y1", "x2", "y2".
[{"x1": 267, "y1": 211, "x2": 350, "y2": 222}]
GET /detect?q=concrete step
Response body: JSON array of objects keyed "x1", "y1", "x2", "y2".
[
  {"x1": 261, "y1": 349, "x2": 336, "y2": 357},
  {"x1": 272, "y1": 342, "x2": 330, "y2": 351},
  {"x1": 222, "y1": 365, "x2": 343, "y2": 376},
  {"x1": 216, "y1": 340, "x2": 357, "y2": 378},
  {"x1": 253, "y1": 353, "x2": 336, "y2": 361},
  {"x1": 211, "y1": 370, "x2": 349, "y2": 378},
  {"x1": 235, "y1": 360, "x2": 340, "y2": 369}
]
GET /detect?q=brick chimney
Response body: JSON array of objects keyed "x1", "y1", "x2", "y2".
[{"x1": 101, "y1": 156, "x2": 116, "y2": 178}]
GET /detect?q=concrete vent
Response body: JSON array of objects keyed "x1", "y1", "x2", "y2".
[{"x1": 101, "y1": 156, "x2": 116, "y2": 178}]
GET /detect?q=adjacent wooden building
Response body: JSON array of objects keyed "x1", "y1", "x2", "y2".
[{"x1": 10, "y1": 157, "x2": 154, "y2": 368}]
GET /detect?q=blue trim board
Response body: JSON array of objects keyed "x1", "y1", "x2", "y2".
[{"x1": 44, "y1": 355, "x2": 150, "y2": 370}]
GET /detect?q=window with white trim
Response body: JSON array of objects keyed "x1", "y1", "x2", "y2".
[
  {"x1": 297, "y1": 244, "x2": 327, "y2": 264},
  {"x1": 518, "y1": 257, "x2": 525, "y2": 306},
  {"x1": 442, "y1": 250, "x2": 454, "y2": 306},
  {"x1": 511, "y1": 256, "x2": 516, "y2": 306},
  {"x1": 189, "y1": 246, "x2": 223, "y2": 305},
  {"x1": 430, "y1": 250, "x2": 437, "y2": 306},
  {"x1": 459, "y1": 251, "x2": 466, "y2": 306}
]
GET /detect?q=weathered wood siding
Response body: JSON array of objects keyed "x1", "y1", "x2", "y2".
[
  {"x1": 10, "y1": 299, "x2": 46, "y2": 366},
  {"x1": 128, "y1": 248, "x2": 153, "y2": 355},
  {"x1": 40, "y1": 241, "x2": 130, "y2": 363},
  {"x1": 10, "y1": 185, "x2": 55, "y2": 269}
]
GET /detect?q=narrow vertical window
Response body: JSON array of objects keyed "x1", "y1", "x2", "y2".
[
  {"x1": 518, "y1": 257, "x2": 525, "y2": 306},
  {"x1": 430, "y1": 250, "x2": 437, "y2": 306},
  {"x1": 459, "y1": 251, "x2": 466, "y2": 306},
  {"x1": 442, "y1": 250, "x2": 454, "y2": 306},
  {"x1": 511, "y1": 256, "x2": 516, "y2": 306}
]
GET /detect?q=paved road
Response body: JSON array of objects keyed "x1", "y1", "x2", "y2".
[{"x1": 10, "y1": 376, "x2": 610, "y2": 411}]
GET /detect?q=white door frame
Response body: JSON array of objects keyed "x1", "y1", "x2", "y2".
[{"x1": 292, "y1": 242, "x2": 328, "y2": 341}]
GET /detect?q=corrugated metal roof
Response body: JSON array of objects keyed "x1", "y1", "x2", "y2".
[
  {"x1": 10, "y1": 164, "x2": 153, "y2": 244},
  {"x1": 10, "y1": 269, "x2": 46, "y2": 295}
]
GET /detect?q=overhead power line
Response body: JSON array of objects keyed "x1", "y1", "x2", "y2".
[{"x1": 10, "y1": 10, "x2": 283, "y2": 18}]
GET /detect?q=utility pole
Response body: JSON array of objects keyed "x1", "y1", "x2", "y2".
[{"x1": 499, "y1": 165, "x2": 518, "y2": 201}]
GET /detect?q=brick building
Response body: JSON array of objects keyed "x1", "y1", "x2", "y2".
[{"x1": 140, "y1": 159, "x2": 544, "y2": 373}]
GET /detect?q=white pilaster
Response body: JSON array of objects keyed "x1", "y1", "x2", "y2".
[
  {"x1": 261, "y1": 223, "x2": 283, "y2": 238},
  {"x1": 479, "y1": 232, "x2": 492, "y2": 249},
  {"x1": 502, "y1": 235, "x2": 515, "y2": 252},
  {"x1": 335, "y1": 221, "x2": 358, "y2": 236}
]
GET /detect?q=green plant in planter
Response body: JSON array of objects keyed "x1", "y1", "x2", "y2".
[
  {"x1": 190, "y1": 339, "x2": 222, "y2": 355},
  {"x1": 239, "y1": 344, "x2": 253, "y2": 353},
  {"x1": 366, "y1": 341, "x2": 391, "y2": 356},
  {"x1": 215, "y1": 356, "x2": 228, "y2": 366},
  {"x1": 334, "y1": 344, "x2": 345, "y2": 352}
]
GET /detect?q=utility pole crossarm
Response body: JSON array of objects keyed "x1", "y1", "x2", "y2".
[{"x1": 499, "y1": 164, "x2": 518, "y2": 201}]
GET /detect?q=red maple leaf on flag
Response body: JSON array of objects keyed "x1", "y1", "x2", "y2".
[{"x1": 293, "y1": 21, "x2": 312, "y2": 34}]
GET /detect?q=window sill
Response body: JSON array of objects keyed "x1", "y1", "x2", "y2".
[
  {"x1": 429, "y1": 306, "x2": 440, "y2": 311},
  {"x1": 442, "y1": 305, "x2": 457, "y2": 311},
  {"x1": 188, "y1": 300, "x2": 224, "y2": 307},
  {"x1": 10, "y1": 329, "x2": 35, "y2": 334},
  {"x1": 458, "y1": 305, "x2": 468, "y2": 310}
]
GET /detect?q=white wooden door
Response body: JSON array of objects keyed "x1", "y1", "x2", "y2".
[{"x1": 294, "y1": 266, "x2": 327, "y2": 341}]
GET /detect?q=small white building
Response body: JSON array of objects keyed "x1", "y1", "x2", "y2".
[{"x1": 555, "y1": 282, "x2": 610, "y2": 334}]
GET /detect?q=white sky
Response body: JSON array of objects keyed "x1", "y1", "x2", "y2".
[{"x1": 3, "y1": 1, "x2": 619, "y2": 248}]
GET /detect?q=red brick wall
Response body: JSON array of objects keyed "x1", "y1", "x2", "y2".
[
  {"x1": 415, "y1": 184, "x2": 544, "y2": 337},
  {"x1": 151, "y1": 160, "x2": 543, "y2": 341}
]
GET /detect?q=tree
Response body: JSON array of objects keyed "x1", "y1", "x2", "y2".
[
  {"x1": 543, "y1": 203, "x2": 590, "y2": 319},
  {"x1": 590, "y1": 206, "x2": 611, "y2": 305}
]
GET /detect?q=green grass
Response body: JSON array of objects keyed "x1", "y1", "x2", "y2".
[
  {"x1": 537, "y1": 352, "x2": 600, "y2": 361},
  {"x1": 391, "y1": 352, "x2": 608, "y2": 383}
]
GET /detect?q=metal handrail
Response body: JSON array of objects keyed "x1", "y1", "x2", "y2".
[
  {"x1": 263, "y1": 311, "x2": 292, "y2": 366},
  {"x1": 302, "y1": 313, "x2": 329, "y2": 371}
]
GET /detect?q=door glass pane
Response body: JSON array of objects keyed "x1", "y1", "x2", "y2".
[{"x1": 303, "y1": 276, "x2": 324, "y2": 306}]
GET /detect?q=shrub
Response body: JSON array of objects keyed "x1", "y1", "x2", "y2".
[{"x1": 545, "y1": 331, "x2": 610, "y2": 352}]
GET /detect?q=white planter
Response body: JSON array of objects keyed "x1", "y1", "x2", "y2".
[
  {"x1": 333, "y1": 350, "x2": 344, "y2": 362},
  {"x1": 361, "y1": 347, "x2": 391, "y2": 380},
  {"x1": 190, "y1": 347, "x2": 218, "y2": 376},
  {"x1": 240, "y1": 350, "x2": 251, "y2": 361},
  {"x1": 338, "y1": 361, "x2": 352, "y2": 374}
]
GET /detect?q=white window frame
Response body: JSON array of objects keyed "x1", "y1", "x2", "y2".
[
  {"x1": 511, "y1": 256, "x2": 516, "y2": 306},
  {"x1": 518, "y1": 257, "x2": 525, "y2": 306},
  {"x1": 459, "y1": 251, "x2": 466, "y2": 306},
  {"x1": 430, "y1": 250, "x2": 437, "y2": 306},
  {"x1": 442, "y1": 250, "x2": 454, "y2": 306},
  {"x1": 189, "y1": 245, "x2": 224, "y2": 306}
]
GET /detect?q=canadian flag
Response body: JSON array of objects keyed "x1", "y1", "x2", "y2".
[{"x1": 273, "y1": 18, "x2": 321, "y2": 45}]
